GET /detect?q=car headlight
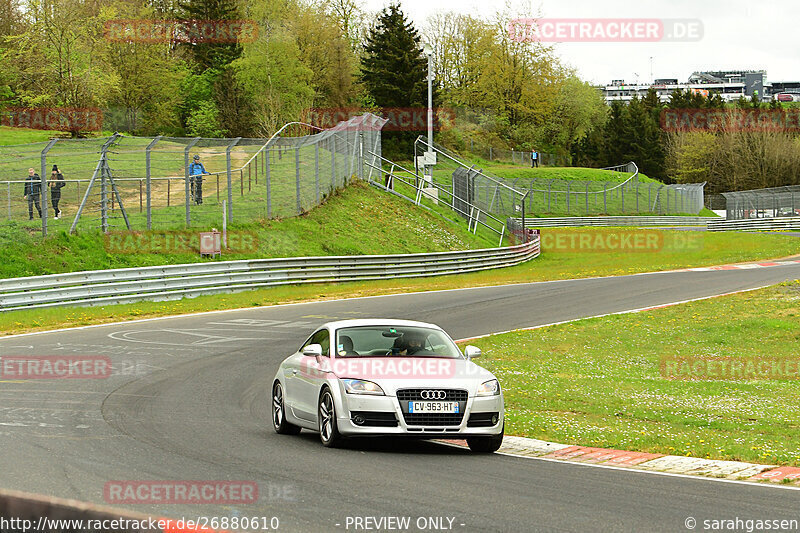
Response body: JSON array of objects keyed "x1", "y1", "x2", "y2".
[
  {"x1": 342, "y1": 379, "x2": 385, "y2": 395},
  {"x1": 476, "y1": 379, "x2": 500, "y2": 396}
]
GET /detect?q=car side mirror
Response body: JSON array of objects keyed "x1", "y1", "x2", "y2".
[
  {"x1": 464, "y1": 345, "x2": 481, "y2": 360},
  {"x1": 302, "y1": 343, "x2": 323, "y2": 357}
]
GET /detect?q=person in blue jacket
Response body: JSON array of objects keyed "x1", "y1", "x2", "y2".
[{"x1": 188, "y1": 154, "x2": 207, "y2": 205}]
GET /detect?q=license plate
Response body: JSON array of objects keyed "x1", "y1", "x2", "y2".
[{"x1": 408, "y1": 401, "x2": 459, "y2": 413}]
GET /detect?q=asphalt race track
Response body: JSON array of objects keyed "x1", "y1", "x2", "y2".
[{"x1": 1, "y1": 263, "x2": 799, "y2": 532}]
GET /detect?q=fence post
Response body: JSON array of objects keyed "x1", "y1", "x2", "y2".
[
  {"x1": 266, "y1": 147, "x2": 272, "y2": 218},
  {"x1": 315, "y1": 142, "x2": 320, "y2": 203},
  {"x1": 585, "y1": 182, "x2": 589, "y2": 214},
  {"x1": 184, "y1": 137, "x2": 200, "y2": 227},
  {"x1": 648, "y1": 183, "x2": 652, "y2": 214},
  {"x1": 358, "y1": 132, "x2": 364, "y2": 180},
  {"x1": 226, "y1": 137, "x2": 241, "y2": 222},
  {"x1": 636, "y1": 181, "x2": 640, "y2": 213},
  {"x1": 331, "y1": 135, "x2": 336, "y2": 191},
  {"x1": 145, "y1": 136, "x2": 161, "y2": 230},
  {"x1": 566, "y1": 181, "x2": 570, "y2": 213},
  {"x1": 6, "y1": 182, "x2": 10, "y2": 220},
  {"x1": 489, "y1": 146, "x2": 493, "y2": 160},
  {"x1": 40, "y1": 139, "x2": 57, "y2": 237},
  {"x1": 296, "y1": 147, "x2": 301, "y2": 215},
  {"x1": 547, "y1": 180, "x2": 552, "y2": 212}
]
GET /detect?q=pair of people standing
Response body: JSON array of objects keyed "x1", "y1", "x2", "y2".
[{"x1": 23, "y1": 165, "x2": 65, "y2": 220}]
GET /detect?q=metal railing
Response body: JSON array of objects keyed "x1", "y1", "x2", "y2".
[
  {"x1": 514, "y1": 216, "x2": 714, "y2": 228},
  {"x1": 0, "y1": 240, "x2": 540, "y2": 311},
  {"x1": 706, "y1": 216, "x2": 800, "y2": 232},
  {"x1": 363, "y1": 151, "x2": 509, "y2": 246}
]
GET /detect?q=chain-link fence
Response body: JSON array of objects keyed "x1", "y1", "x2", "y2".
[
  {"x1": 413, "y1": 138, "x2": 706, "y2": 218},
  {"x1": 414, "y1": 138, "x2": 706, "y2": 218},
  {"x1": 722, "y1": 185, "x2": 800, "y2": 220},
  {"x1": 0, "y1": 114, "x2": 386, "y2": 236}
]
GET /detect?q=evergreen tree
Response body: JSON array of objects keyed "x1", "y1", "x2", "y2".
[
  {"x1": 177, "y1": 0, "x2": 242, "y2": 71},
  {"x1": 360, "y1": 3, "x2": 435, "y2": 157}
]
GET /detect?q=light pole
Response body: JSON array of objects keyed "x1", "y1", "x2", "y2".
[{"x1": 422, "y1": 41, "x2": 435, "y2": 187}]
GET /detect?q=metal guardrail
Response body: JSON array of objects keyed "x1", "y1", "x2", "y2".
[
  {"x1": 706, "y1": 216, "x2": 800, "y2": 231},
  {"x1": 514, "y1": 216, "x2": 715, "y2": 228},
  {"x1": 0, "y1": 240, "x2": 540, "y2": 311},
  {"x1": 0, "y1": 487, "x2": 220, "y2": 533}
]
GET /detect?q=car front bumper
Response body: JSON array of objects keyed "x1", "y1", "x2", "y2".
[{"x1": 337, "y1": 393, "x2": 504, "y2": 437}]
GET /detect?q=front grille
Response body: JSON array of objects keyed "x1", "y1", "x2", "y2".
[
  {"x1": 396, "y1": 389, "x2": 468, "y2": 402},
  {"x1": 350, "y1": 411, "x2": 398, "y2": 427},
  {"x1": 467, "y1": 412, "x2": 499, "y2": 427},
  {"x1": 397, "y1": 388, "x2": 468, "y2": 427}
]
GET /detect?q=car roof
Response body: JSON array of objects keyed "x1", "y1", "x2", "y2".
[{"x1": 322, "y1": 319, "x2": 442, "y2": 331}]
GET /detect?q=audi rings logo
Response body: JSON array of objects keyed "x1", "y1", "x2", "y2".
[{"x1": 420, "y1": 390, "x2": 447, "y2": 400}]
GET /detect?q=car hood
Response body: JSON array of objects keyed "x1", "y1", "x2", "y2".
[{"x1": 328, "y1": 357, "x2": 497, "y2": 396}]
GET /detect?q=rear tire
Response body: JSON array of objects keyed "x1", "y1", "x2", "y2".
[
  {"x1": 318, "y1": 388, "x2": 342, "y2": 448},
  {"x1": 467, "y1": 424, "x2": 504, "y2": 453},
  {"x1": 272, "y1": 381, "x2": 301, "y2": 435}
]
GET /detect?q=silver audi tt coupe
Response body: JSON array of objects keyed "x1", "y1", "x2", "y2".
[{"x1": 271, "y1": 319, "x2": 505, "y2": 452}]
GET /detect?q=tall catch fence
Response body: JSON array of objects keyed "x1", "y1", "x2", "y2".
[
  {"x1": 722, "y1": 185, "x2": 800, "y2": 220},
  {"x1": 414, "y1": 137, "x2": 706, "y2": 217},
  {"x1": 0, "y1": 114, "x2": 386, "y2": 237}
]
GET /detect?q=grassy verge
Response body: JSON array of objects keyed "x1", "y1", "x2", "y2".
[
  {"x1": 0, "y1": 125, "x2": 71, "y2": 144},
  {"x1": 465, "y1": 281, "x2": 800, "y2": 466},
  {"x1": 0, "y1": 180, "x2": 494, "y2": 278},
  {"x1": 1, "y1": 228, "x2": 797, "y2": 336}
]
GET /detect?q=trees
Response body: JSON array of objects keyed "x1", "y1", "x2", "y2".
[
  {"x1": 361, "y1": 4, "x2": 428, "y2": 109},
  {"x1": 360, "y1": 3, "x2": 431, "y2": 157}
]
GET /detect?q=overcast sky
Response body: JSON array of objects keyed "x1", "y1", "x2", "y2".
[{"x1": 363, "y1": 0, "x2": 800, "y2": 85}]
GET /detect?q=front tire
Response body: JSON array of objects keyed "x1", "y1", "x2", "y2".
[
  {"x1": 318, "y1": 388, "x2": 342, "y2": 448},
  {"x1": 467, "y1": 424, "x2": 504, "y2": 453},
  {"x1": 272, "y1": 381, "x2": 301, "y2": 435}
]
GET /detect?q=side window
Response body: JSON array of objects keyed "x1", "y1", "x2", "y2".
[{"x1": 302, "y1": 329, "x2": 330, "y2": 356}]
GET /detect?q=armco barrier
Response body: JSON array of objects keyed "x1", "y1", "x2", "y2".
[
  {"x1": 706, "y1": 216, "x2": 800, "y2": 232},
  {"x1": 0, "y1": 487, "x2": 203, "y2": 533},
  {"x1": 515, "y1": 216, "x2": 713, "y2": 228},
  {"x1": 0, "y1": 240, "x2": 539, "y2": 311}
]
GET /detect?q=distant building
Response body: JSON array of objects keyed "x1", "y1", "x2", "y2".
[{"x1": 599, "y1": 69, "x2": 800, "y2": 104}]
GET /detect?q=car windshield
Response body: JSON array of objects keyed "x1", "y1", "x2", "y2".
[{"x1": 334, "y1": 326, "x2": 463, "y2": 359}]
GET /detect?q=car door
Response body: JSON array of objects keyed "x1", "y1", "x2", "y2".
[{"x1": 290, "y1": 328, "x2": 330, "y2": 422}]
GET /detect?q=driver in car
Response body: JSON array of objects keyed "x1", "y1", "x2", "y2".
[{"x1": 394, "y1": 332, "x2": 426, "y2": 356}]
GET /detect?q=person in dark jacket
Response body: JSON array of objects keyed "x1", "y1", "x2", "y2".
[
  {"x1": 24, "y1": 168, "x2": 42, "y2": 220},
  {"x1": 49, "y1": 164, "x2": 66, "y2": 219},
  {"x1": 188, "y1": 154, "x2": 207, "y2": 205}
]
